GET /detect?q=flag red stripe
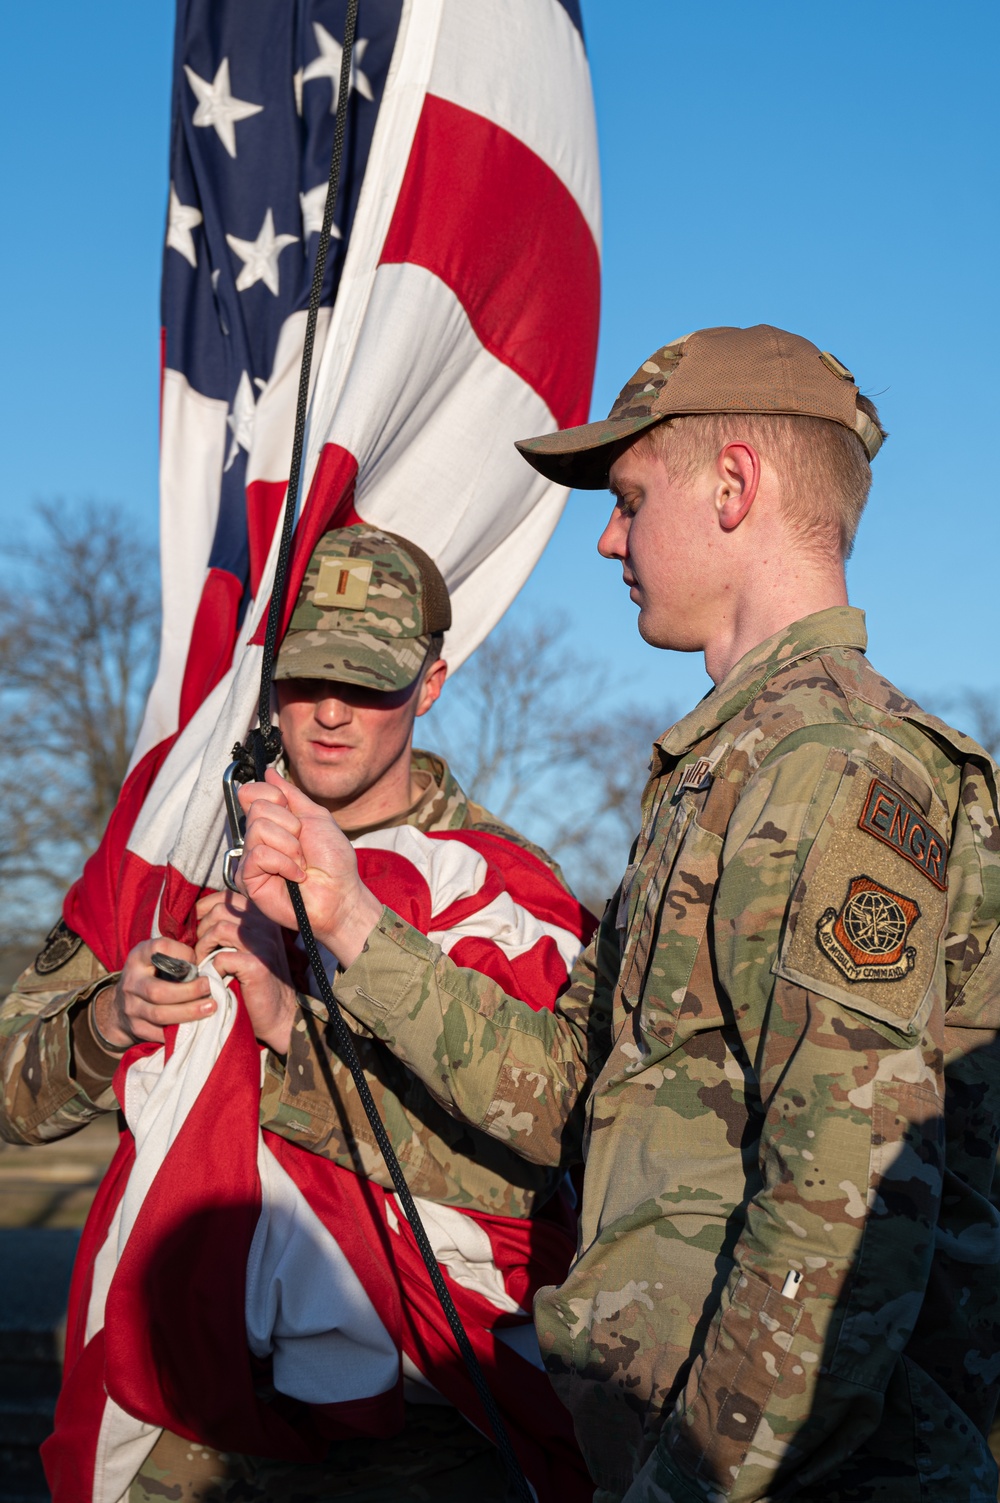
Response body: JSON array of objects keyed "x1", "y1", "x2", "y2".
[
  {"x1": 178, "y1": 567, "x2": 244, "y2": 730},
  {"x1": 449, "y1": 933, "x2": 571, "y2": 1009},
  {"x1": 387, "y1": 1209, "x2": 592, "y2": 1503},
  {"x1": 64, "y1": 752, "x2": 179, "y2": 972},
  {"x1": 356, "y1": 847, "x2": 433, "y2": 930},
  {"x1": 41, "y1": 1333, "x2": 112, "y2": 1503},
  {"x1": 429, "y1": 830, "x2": 596, "y2": 944},
  {"x1": 246, "y1": 479, "x2": 289, "y2": 599},
  {"x1": 103, "y1": 1001, "x2": 318, "y2": 1460},
  {"x1": 250, "y1": 444, "x2": 361, "y2": 647},
  {"x1": 379, "y1": 95, "x2": 600, "y2": 430}
]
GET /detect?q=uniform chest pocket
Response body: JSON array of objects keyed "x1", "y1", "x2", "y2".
[
  {"x1": 615, "y1": 772, "x2": 739, "y2": 1055},
  {"x1": 636, "y1": 814, "x2": 728, "y2": 1050},
  {"x1": 616, "y1": 795, "x2": 697, "y2": 1013}
]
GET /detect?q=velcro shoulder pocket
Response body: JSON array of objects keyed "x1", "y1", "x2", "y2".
[{"x1": 774, "y1": 754, "x2": 949, "y2": 1036}]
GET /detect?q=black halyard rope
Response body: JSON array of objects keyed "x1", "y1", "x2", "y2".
[
  {"x1": 288, "y1": 888, "x2": 534, "y2": 1502},
  {"x1": 231, "y1": 7, "x2": 533, "y2": 1496},
  {"x1": 245, "y1": 0, "x2": 361, "y2": 776}
]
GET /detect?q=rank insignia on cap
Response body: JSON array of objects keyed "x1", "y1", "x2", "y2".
[
  {"x1": 816, "y1": 875, "x2": 920, "y2": 983},
  {"x1": 34, "y1": 918, "x2": 83, "y2": 976},
  {"x1": 314, "y1": 558, "x2": 373, "y2": 611}
]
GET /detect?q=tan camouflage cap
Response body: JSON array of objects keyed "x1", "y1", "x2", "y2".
[
  {"x1": 515, "y1": 324, "x2": 886, "y2": 490},
  {"x1": 274, "y1": 525, "x2": 451, "y2": 691}
]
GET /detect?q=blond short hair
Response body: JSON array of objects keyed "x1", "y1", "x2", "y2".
[{"x1": 636, "y1": 396, "x2": 884, "y2": 559}]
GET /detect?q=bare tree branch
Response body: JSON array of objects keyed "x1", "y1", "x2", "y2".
[
  {"x1": 424, "y1": 614, "x2": 671, "y2": 911},
  {"x1": 0, "y1": 502, "x2": 159, "y2": 944}
]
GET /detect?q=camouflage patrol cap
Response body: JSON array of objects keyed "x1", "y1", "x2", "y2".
[
  {"x1": 274, "y1": 525, "x2": 451, "y2": 692},
  {"x1": 515, "y1": 324, "x2": 886, "y2": 490}
]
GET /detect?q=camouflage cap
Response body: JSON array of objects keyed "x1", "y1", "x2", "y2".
[
  {"x1": 515, "y1": 324, "x2": 886, "y2": 490},
  {"x1": 274, "y1": 525, "x2": 451, "y2": 692}
]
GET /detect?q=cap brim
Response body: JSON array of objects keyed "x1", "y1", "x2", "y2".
[
  {"x1": 274, "y1": 631, "x2": 431, "y2": 691},
  {"x1": 515, "y1": 413, "x2": 665, "y2": 490}
]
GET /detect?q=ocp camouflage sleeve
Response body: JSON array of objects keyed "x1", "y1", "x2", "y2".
[
  {"x1": 636, "y1": 735, "x2": 952, "y2": 1502},
  {"x1": 0, "y1": 943, "x2": 120, "y2": 1145},
  {"x1": 258, "y1": 996, "x2": 566, "y2": 1216},
  {"x1": 332, "y1": 901, "x2": 618, "y2": 1168}
]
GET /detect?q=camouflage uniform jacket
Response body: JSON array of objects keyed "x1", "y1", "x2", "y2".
[
  {"x1": 0, "y1": 751, "x2": 578, "y2": 1220},
  {"x1": 329, "y1": 608, "x2": 1000, "y2": 1502}
]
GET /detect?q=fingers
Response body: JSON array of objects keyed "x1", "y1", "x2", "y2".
[
  {"x1": 207, "y1": 947, "x2": 252, "y2": 979},
  {"x1": 123, "y1": 938, "x2": 209, "y2": 998},
  {"x1": 104, "y1": 960, "x2": 217, "y2": 1048},
  {"x1": 265, "y1": 767, "x2": 326, "y2": 819},
  {"x1": 195, "y1": 890, "x2": 256, "y2": 959},
  {"x1": 246, "y1": 809, "x2": 305, "y2": 865},
  {"x1": 237, "y1": 777, "x2": 290, "y2": 815},
  {"x1": 194, "y1": 930, "x2": 221, "y2": 962},
  {"x1": 196, "y1": 914, "x2": 254, "y2": 959},
  {"x1": 133, "y1": 989, "x2": 217, "y2": 1028},
  {"x1": 240, "y1": 840, "x2": 306, "y2": 890},
  {"x1": 132, "y1": 936, "x2": 197, "y2": 966},
  {"x1": 195, "y1": 889, "x2": 248, "y2": 922}
]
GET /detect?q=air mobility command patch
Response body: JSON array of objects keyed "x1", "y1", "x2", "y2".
[
  {"x1": 817, "y1": 876, "x2": 920, "y2": 983},
  {"x1": 775, "y1": 754, "x2": 949, "y2": 1032}
]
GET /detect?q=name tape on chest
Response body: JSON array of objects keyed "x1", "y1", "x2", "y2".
[
  {"x1": 676, "y1": 744, "x2": 727, "y2": 795},
  {"x1": 314, "y1": 557, "x2": 373, "y2": 611},
  {"x1": 858, "y1": 778, "x2": 947, "y2": 890}
]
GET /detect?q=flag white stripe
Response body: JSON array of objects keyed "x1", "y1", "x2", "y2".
[
  {"x1": 355, "y1": 825, "x2": 582, "y2": 970},
  {"x1": 430, "y1": 0, "x2": 601, "y2": 245},
  {"x1": 134, "y1": 373, "x2": 228, "y2": 767},
  {"x1": 430, "y1": 891, "x2": 581, "y2": 972}
]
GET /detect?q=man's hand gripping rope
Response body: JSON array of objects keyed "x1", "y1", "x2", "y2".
[{"x1": 236, "y1": 769, "x2": 383, "y2": 971}]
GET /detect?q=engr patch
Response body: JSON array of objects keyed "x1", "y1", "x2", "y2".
[{"x1": 858, "y1": 777, "x2": 947, "y2": 890}]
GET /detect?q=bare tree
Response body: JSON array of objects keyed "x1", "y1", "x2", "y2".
[
  {"x1": 424, "y1": 615, "x2": 670, "y2": 911},
  {"x1": 948, "y1": 690, "x2": 1000, "y2": 761},
  {"x1": 0, "y1": 502, "x2": 159, "y2": 944}
]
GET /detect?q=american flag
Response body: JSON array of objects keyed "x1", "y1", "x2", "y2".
[
  {"x1": 65, "y1": 0, "x2": 600, "y2": 966},
  {"x1": 45, "y1": 821, "x2": 595, "y2": 1503},
  {"x1": 45, "y1": 4, "x2": 601, "y2": 1498}
]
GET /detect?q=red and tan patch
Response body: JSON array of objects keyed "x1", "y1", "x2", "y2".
[
  {"x1": 858, "y1": 778, "x2": 948, "y2": 890},
  {"x1": 817, "y1": 875, "x2": 920, "y2": 983}
]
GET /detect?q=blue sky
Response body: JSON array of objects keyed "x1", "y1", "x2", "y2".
[{"x1": 2, "y1": 1, "x2": 998, "y2": 725}]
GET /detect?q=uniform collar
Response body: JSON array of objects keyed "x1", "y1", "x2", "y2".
[
  {"x1": 656, "y1": 606, "x2": 868, "y2": 759},
  {"x1": 275, "y1": 746, "x2": 467, "y2": 840},
  {"x1": 339, "y1": 749, "x2": 467, "y2": 839}
]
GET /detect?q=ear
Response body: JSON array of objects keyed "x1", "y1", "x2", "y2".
[
  {"x1": 414, "y1": 658, "x2": 447, "y2": 717},
  {"x1": 715, "y1": 442, "x2": 761, "y2": 532}
]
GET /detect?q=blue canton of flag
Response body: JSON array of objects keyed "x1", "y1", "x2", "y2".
[{"x1": 164, "y1": 0, "x2": 402, "y2": 609}]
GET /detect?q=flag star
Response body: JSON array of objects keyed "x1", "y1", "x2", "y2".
[
  {"x1": 225, "y1": 371, "x2": 257, "y2": 470},
  {"x1": 184, "y1": 58, "x2": 263, "y2": 159},
  {"x1": 299, "y1": 182, "x2": 342, "y2": 240},
  {"x1": 226, "y1": 208, "x2": 298, "y2": 296},
  {"x1": 166, "y1": 184, "x2": 203, "y2": 267},
  {"x1": 301, "y1": 24, "x2": 373, "y2": 113}
]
